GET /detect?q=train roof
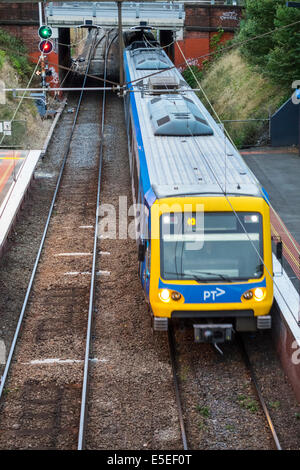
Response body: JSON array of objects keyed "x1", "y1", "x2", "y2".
[{"x1": 124, "y1": 44, "x2": 263, "y2": 201}]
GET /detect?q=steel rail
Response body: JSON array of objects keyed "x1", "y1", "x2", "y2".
[
  {"x1": 168, "y1": 324, "x2": 189, "y2": 450},
  {"x1": 0, "y1": 33, "x2": 99, "y2": 401},
  {"x1": 77, "y1": 29, "x2": 117, "y2": 451},
  {"x1": 237, "y1": 334, "x2": 282, "y2": 451}
]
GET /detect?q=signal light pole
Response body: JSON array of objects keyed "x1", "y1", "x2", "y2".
[{"x1": 38, "y1": 24, "x2": 53, "y2": 115}]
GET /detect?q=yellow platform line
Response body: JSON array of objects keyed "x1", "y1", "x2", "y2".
[
  {"x1": 0, "y1": 161, "x2": 15, "y2": 192},
  {"x1": 271, "y1": 224, "x2": 300, "y2": 270}
]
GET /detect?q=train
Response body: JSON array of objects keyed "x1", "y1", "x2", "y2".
[{"x1": 123, "y1": 33, "x2": 274, "y2": 343}]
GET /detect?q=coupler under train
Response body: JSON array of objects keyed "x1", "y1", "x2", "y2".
[{"x1": 152, "y1": 315, "x2": 272, "y2": 343}]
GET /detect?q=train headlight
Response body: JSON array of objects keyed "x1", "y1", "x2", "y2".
[
  {"x1": 243, "y1": 290, "x2": 253, "y2": 300},
  {"x1": 242, "y1": 287, "x2": 266, "y2": 302},
  {"x1": 254, "y1": 287, "x2": 265, "y2": 301},
  {"x1": 171, "y1": 291, "x2": 181, "y2": 301},
  {"x1": 159, "y1": 289, "x2": 170, "y2": 303}
]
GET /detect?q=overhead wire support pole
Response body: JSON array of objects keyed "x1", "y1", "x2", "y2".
[
  {"x1": 38, "y1": 2, "x2": 43, "y2": 27},
  {"x1": 117, "y1": 0, "x2": 124, "y2": 96}
]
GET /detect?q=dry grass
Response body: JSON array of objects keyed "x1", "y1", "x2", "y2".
[{"x1": 200, "y1": 50, "x2": 287, "y2": 147}]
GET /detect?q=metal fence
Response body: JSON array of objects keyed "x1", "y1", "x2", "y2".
[{"x1": 220, "y1": 116, "x2": 271, "y2": 148}]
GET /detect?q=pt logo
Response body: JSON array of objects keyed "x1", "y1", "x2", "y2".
[{"x1": 203, "y1": 287, "x2": 225, "y2": 302}]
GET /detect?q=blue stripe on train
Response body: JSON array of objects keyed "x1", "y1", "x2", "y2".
[
  {"x1": 124, "y1": 52, "x2": 155, "y2": 208},
  {"x1": 158, "y1": 278, "x2": 267, "y2": 304}
]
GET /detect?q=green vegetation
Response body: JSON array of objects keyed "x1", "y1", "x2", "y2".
[
  {"x1": 179, "y1": 363, "x2": 190, "y2": 382},
  {"x1": 237, "y1": 0, "x2": 300, "y2": 86},
  {"x1": 198, "y1": 49, "x2": 287, "y2": 148},
  {"x1": 197, "y1": 420, "x2": 207, "y2": 432},
  {"x1": 225, "y1": 424, "x2": 236, "y2": 432},
  {"x1": 269, "y1": 400, "x2": 281, "y2": 410},
  {"x1": 0, "y1": 28, "x2": 41, "y2": 148},
  {"x1": 183, "y1": 65, "x2": 203, "y2": 89},
  {"x1": 237, "y1": 394, "x2": 259, "y2": 413},
  {"x1": 196, "y1": 405, "x2": 211, "y2": 418},
  {"x1": 182, "y1": 0, "x2": 299, "y2": 147},
  {"x1": 0, "y1": 28, "x2": 33, "y2": 79}
]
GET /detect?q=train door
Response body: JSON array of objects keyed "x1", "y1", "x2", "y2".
[
  {"x1": 143, "y1": 239, "x2": 151, "y2": 296},
  {"x1": 139, "y1": 205, "x2": 150, "y2": 297}
]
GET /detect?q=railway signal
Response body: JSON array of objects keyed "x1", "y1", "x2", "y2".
[
  {"x1": 38, "y1": 39, "x2": 53, "y2": 54},
  {"x1": 38, "y1": 25, "x2": 52, "y2": 40},
  {"x1": 38, "y1": 24, "x2": 53, "y2": 55}
]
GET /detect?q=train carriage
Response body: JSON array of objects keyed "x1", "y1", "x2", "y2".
[{"x1": 123, "y1": 39, "x2": 273, "y2": 342}]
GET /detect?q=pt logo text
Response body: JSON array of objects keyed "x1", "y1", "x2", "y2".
[{"x1": 203, "y1": 288, "x2": 225, "y2": 302}]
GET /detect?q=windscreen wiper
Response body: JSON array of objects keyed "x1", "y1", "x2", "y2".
[
  {"x1": 164, "y1": 272, "x2": 233, "y2": 283},
  {"x1": 164, "y1": 272, "x2": 210, "y2": 283},
  {"x1": 194, "y1": 272, "x2": 233, "y2": 283}
]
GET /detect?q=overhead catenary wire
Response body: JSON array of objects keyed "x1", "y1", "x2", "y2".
[
  {"x1": 0, "y1": 43, "x2": 120, "y2": 87},
  {"x1": 176, "y1": 40, "x2": 300, "y2": 261},
  {"x1": 2, "y1": 17, "x2": 299, "y2": 95},
  {"x1": 125, "y1": 18, "x2": 300, "y2": 87},
  {"x1": 170, "y1": 49, "x2": 300, "y2": 329},
  {"x1": 134, "y1": 28, "x2": 300, "y2": 328}
]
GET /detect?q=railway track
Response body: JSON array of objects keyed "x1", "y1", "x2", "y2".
[
  {"x1": 168, "y1": 325, "x2": 189, "y2": 450},
  {"x1": 77, "y1": 29, "x2": 115, "y2": 451},
  {"x1": 236, "y1": 333, "x2": 282, "y2": 450},
  {"x1": 0, "y1": 30, "x2": 112, "y2": 450},
  {"x1": 168, "y1": 325, "x2": 283, "y2": 450}
]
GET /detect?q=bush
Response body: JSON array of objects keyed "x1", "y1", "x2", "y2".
[
  {"x1": 265, "y1": 5, "x2": 300, "y2": 85},
  {"x1": 182, "y1": 65, "x2": 203, "y2": 88},
  {"x1": 237, "y1": 0, "x2": 300, "y2": 86},
  {"x1": 0, "y1": 28, "x2": 33, "y2": 80}
]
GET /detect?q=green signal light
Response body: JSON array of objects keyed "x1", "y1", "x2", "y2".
[{"x1": 38, "y1": 25, "x2": 52, "y2": 40}]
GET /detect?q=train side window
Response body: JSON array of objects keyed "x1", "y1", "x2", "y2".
[
  {"x1": 129, "y1": 118, "x2": 133, "y2": 150},
  {"x1": 132, "y1": 152, "x2": 139, "y2": 205}
]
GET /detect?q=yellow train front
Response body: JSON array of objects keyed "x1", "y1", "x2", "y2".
[
  {"x1": 148, "y1": 196, "x2": 273, "y2": 341},
  {"x1": 124, "y1": 38, "x2": 273, "y2": 342}
]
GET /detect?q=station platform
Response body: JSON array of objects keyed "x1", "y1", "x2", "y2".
[
  {"x1": 241, "y1": 146, "x2": 300, "y2": 402},
  {"x1": 0, "y1": 150, "x2": 41, "y2": 255},
  {"x1": 241, "y1": 146, "x2": 300, "y2": 242},
  {"x1": 241, "y1": 146, "x2": 300, "y2": 282}
]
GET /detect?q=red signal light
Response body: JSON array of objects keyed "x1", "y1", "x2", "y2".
[{"x1": 39, "y1": 40, "x2": 53, "y2": 54}]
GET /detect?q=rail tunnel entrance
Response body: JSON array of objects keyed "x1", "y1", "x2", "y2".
[{"x1": 159, "y1": 29, "x2": 175, "y2": 63}]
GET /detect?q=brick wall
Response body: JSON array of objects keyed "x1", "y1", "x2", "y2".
[
  {"x1": 0, "y1": 2, "x2": 39, "y2": 23},
  {"x1": 0, "y1": 5, "x2": 65, "y2": 87},
  {"x1": 185, "y1": 4, "x2": 243, "y2": 31},
  {"x1": 1, "y1": 25, "x2": 39, "y2": 55},
  {"x1": 174, "y1": 4, "x2": 243, "y2": 69}
]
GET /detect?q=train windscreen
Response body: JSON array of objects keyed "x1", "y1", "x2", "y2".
[{"x1": 160, "y1": 212, "x2": 263, "y2": 282}]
